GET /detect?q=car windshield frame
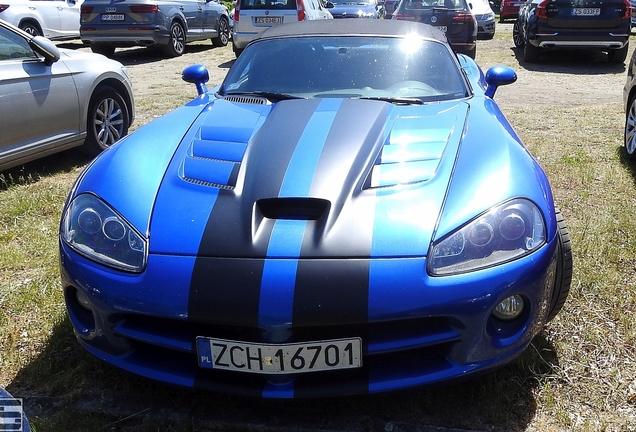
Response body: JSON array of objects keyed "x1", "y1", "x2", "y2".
[{"x1": 219, "y1": 35, "x2": 471, "y2": 103}]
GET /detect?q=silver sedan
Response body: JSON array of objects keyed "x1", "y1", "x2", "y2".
[{"x1": 0, "y1": 20, "x2": 134, "y2": 171}]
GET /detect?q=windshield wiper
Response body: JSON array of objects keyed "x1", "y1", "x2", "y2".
[
  {"x1": 358, "y1": 96, "x2": 425, "y2": 105},
  {"x1": 225, "y1": 91, "x2": 306, "y2": 101}
]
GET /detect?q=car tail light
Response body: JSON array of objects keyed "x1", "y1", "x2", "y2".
[
  {"x1": 129, "y1": 4, "x2": 158, "y2": 13},
  {"x1": 80, "y1": 5, "x2": 94, "y2": 13},
  {"x1": 297, "y1": 0, "x2": 306, "y2": 21},
  {"x1": 536, "y1": 0, "x2": 550, "y2": 18},
  {"x1": 0, "y1": 5, "x2": 9, "y2": 13},
  {"x1": 622, "y1": 0, "x2": 632, "y2": 19},
  {"x1": 452, "y1": 11, "x2": 474, "y2": 22},
  {"x1": 393, "y1": 12, "x2": 415, "y2": 20},
  {"x1": 234, "y1": 1, "x2": 240, "y2": 21}
]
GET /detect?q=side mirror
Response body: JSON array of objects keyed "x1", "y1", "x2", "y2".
[
  {"x1": 182, "y1": 64, "x2": 210, "y2": 96},
  {"x1": 29, "y1": 36, "x2": 60, "y2": 66},
  {"x1": 484, "y1": 65, "x2": 517, "y2": 98}
]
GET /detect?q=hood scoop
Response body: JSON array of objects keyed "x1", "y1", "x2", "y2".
[{"x1": 257, "y1": 198, "x2": 330, "y2": 221}]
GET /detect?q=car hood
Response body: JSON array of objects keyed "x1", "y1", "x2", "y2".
[
  {"x1": 76, "y1": 96, "x2": 550, "y2": 259},
  {"x1": 145, "y1": 97, "x2": 464, "y2": 258}
]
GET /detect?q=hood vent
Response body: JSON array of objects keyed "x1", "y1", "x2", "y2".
[
  {"x1": 257, "y1": 198, "x2": 330, "y2": 221},
  {"x1": 222, "y1": 95, "x2": 270, "y2": 105}
]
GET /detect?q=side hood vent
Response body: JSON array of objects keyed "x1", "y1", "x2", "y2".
[{"x1": 222, "y1": 95, "x2": 270, "y2": 105}]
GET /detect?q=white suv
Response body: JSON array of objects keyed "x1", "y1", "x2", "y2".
[
  {"x1": 232, "y1": 0, "x2": 332, "y2": 57},
  {"x1": 0, "y1": 0, "x2": 82, "y2": 40}
]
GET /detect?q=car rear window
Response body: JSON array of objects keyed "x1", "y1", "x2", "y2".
[
  {"x1": 402, "y1": 0, "x2": 463, "y2": 9},
  {"x1": 239, "y1": 0, "x2": 297, "y2": 10}
]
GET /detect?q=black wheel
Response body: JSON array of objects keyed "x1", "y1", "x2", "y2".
[
  {"x1": 83, "y1": 86, "x2": 130, "y2": 156},
  {"x1": 19, "y1": 21, "x2": 42, "y2": 37},
  {"x1": 546, "y1": 208, "x2": 572, "y2": 322},
  {"x1": 624, "y1": 94, "x2": 636, "y2": 159},
  {"x1": 523, "y1": 40, "x2": 540, "y2": 62},
  {"x1": 163, "y1": 21, "x2": 186, "y2": 57},
  {"x1": 212, "y1": 17, "x2": 230, "y2": 47},
  {"x1": 512, "y1": 20, "x2": 524, "y2": 48},
  {"x1": 608, "y1": 44, "x2": 629, "y2": 64},
  {"x1": 90, "y1": 44, "x2": 116, "y2": 57}
]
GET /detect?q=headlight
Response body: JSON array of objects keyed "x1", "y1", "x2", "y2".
[
  {"x1": 61, "y1": 194, "x2": 147, "y2": 272},
  {"x1": 429, "y1": 199, "x2": 546, "y2": 276}
]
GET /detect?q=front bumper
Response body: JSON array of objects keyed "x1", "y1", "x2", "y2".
[{"x1": 60, "y1": 238, "x2": 558, "y2": 398}]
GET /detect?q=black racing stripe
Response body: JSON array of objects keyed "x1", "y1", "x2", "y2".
[
  {"x1": 188, "y1": 258, "x2": 265, "y2": 325},
  {"x1": 302, "y1": 99, "x2": 386, "y2": 257},
  {"x1": 292, "y1": 259, "x2": 370, "y2": 327},
  {"x1": 188, "y1": 100, "x2": 321, "y2": 325},
  {"x1": 197, "y1": 98, "x2": 322, "y2": 258}
]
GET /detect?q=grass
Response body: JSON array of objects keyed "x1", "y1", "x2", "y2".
[{"x1": 2, "y1": 27, "x2": 636, "y2": 431}]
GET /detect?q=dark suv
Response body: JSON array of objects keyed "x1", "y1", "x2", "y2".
[
  {"x1": 513, "y1": 0, "x2": 631, "y2": 63},
  {"x1": 392, "y1": 0, "x2": 477, "y2": 58}
]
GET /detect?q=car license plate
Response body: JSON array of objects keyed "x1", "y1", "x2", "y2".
[
  {"x1": 101, "y1": 14, "x2": 125, "y2": 21},
  {"x1": 436, "y1": 25, "x2": 447, "y2": 32},
  {"x1": 571, "y1": 7, "x2": 600, "y2": 16},
  {"x1": 255, "y1": 16, "x2": 282, "y2": 25},
  {"x1": 196, "y1": 336, "x2": 362, "y2": 374}
]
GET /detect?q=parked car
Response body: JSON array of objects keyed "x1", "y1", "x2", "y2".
[
  {"x1": 329, "y1": 0, "x2": 384, "y2": 18},
  {"x1": 231, "y1": 0, "x2": 333, "y2": 57},
  {"x1": 79, "y1": 0, "x2": 231, "y2": 57},
  {"x1": 0, "y1": 20, "x2": 134, "y2": 172},
  {"x1": 384, "y1": 0, "x2": 398, "y2": 17},
  {"x1": 0, "y1": 0, "x2": 82, "y2": 40},
  {"x1": 470, "y1": 0, "x2": 495, "y2": 38},
  {"x1": 392, "y1": 0, "x2": 477, "y2": 58},
  {"x1": 498, "y1": 0, "x2": 521, "y2": 22},
  {"x1": 623, "y1": 48, "x2": 636, "y2": 158},
  {"x1": 513, "y1": 0, "x2": 631, "y2": 63},
  {"x1": 60, "y1": 19, "x2": 572, "y2": 398}
]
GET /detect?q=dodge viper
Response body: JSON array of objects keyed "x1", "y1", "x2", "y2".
[{"x1": 60, "y1": 19, "x2": 572, "y2": 398}]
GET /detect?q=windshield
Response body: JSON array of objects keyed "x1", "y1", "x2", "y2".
[{"x1": 220, "y1": 36, "x2": 469, "y2": 103}]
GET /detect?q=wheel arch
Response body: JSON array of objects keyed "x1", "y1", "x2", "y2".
[
  {"x1": 18, "y1": 18, "x2": 43, "y2": 34},
  {"x1": 84, "y1": 78, "x2": 134, "y2": 130}
]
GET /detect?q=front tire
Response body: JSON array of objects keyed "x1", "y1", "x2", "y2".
[
  {"x1": 624, "y1": 94, "x2": 636, "y2": 159},
  {"x1": 546, "y1": 208, "x2": 573, "y2": 322},
  {"x1": 83, "y1": 86, "x2": 130, "y2": 157},
  {"x1": 163, "y1": 21, "x2": 186, "y2": 57},
  {"x1": 212, "y1": 17, "x2": 230, "y2": 47}
]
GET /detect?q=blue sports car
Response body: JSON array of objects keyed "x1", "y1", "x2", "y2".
[{"x1": 59, "y1": 19, "x2": 572, "y2": 398}]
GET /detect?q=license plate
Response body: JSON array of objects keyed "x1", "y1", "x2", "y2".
[
  {"x1": 255, "y1": 16, "x2": 282, "y2": 25},
  {"x1": 436, "y1": 25, "x2": 447, "y2": 32},
  {"x1": 571, "y1": 7, "x2": 600, "y2": 16},
  {"x1": 101, "y1": 14, "x2": 125, "y2": 21},
  {"x1": 196, "y1": 336, "x2": 362, "y2": 374}
]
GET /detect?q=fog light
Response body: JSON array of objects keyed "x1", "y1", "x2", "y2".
[
  {"x1": 493, "y1": 295, "x2": 524, "y2": 321},
  {"x1": 75, "y1": 289, "x2": 92, "y2": 311}
]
